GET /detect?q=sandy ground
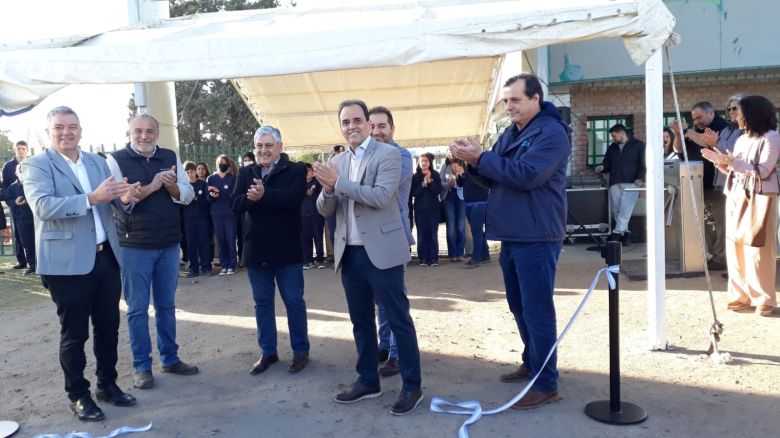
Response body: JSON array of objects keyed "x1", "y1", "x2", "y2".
[{"x1": 1, "y1": 243, "x2": 779, "y2": 438}]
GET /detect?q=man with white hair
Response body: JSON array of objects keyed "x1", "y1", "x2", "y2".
[{"x1": 229, "y1": 125, "x2": 311, "y2": 375}]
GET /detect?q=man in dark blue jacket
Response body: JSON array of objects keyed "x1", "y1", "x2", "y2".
[{"x1": 451, "y1": 73, "x2": 570, "y2": 410}]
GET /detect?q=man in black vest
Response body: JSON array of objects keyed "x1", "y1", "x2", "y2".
[
  {"x1": 594, "y1": 123, "x2": 646, "y2": 245},
  {"x1": 106, "y1": 114, "x2": 198, "y2": 390}
]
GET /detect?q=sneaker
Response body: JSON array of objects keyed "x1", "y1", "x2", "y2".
[
  {"x1": 133, "y1": 370, "x2": 154, "y2": 389},
  {"x1": 161, "y1": 361, "x2": 199, "y2": 375},
  {"x1": 379, "y1": 357, "x2": 400, "y2": 377},
  {"x1": 390, "y1": 389, "x2": 424, "y2": 415},
  {"x1": 333, "y1": 381, "x2": 382, "y2": 404},
  {"x1": 463, "y1": 260, "x2": 480, "y2": 268},
  {"x1": 430, "y1": 262, "x2": 439, "y2": 267},
  {"x1": 419, "y1": 262, "x2": 429, "y2": 267},
  {"x1": 449, "y1": 257, "x2": 458, "y2": 263},
  {"x1": 456, "y1": 256, "x2": 464, "y2": 262},
  {"x1": 218, "y1": 268, "x2": 227, "y2": 276},
  {"x1": 303, "y1": 263, "x2": 313, "y2": 270},
  {"x1": 316, "y1": 261, "x2": 326, "y2": 269},
  {"x1": 201, "y1": 270, "x2": 214, "y2": 277},
  {"x1": 757, "y1": 304, "x2": 775, "y2": 317},
  {"x1": 225, "y1": 268, "x2": 236, "y2": 275},
  {"x1": 23, "y1": 267, "x2": 37, "y2": 275}
]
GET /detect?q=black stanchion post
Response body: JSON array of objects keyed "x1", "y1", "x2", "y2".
[{"x1": 585, "y1": 240, "x2": 647, "y2": 425}]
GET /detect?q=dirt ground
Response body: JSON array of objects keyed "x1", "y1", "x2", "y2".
[{"x1": 1, "y1": 243, "x2": 779, "y2": 438}]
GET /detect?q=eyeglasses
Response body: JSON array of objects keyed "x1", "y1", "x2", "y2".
[{"x1": 727, "y1": 106, "x2": 739, "y2": 111}]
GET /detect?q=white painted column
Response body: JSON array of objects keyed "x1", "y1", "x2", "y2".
[
  {"x1": 644, "y1": 50, "x2": 668, "y2": 350},
  {"x1": 127, "y1": 0, "x2": 179, "y2": 152},
  {"x1": 535, "y1": 47, "x2": 549, "y2": 101}
]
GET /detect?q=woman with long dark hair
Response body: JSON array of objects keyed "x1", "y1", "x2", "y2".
[
  {"x1": 663, "y1": 127, "x2": 676, "y2": 159},
  {"x1": 411, "y1": 153, "x2": 442, "y2": 266},
  {"x1": 702, "y1": 95, "x2": 779, "y2": 317},
  {"x1": 207, "y1": 154, "x2": 239, "y2": 275}
]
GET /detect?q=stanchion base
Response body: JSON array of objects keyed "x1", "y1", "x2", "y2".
[{"x1": 584, "y1": 400, "x2": 647, "y2": 425}]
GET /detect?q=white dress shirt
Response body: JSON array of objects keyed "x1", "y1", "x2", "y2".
[
  {"x1": 345, "y1": 136, "x2": 371, "y2": 246},
  {"x1": 56, "y1": 149, "x2": 107, "y2": 245}
]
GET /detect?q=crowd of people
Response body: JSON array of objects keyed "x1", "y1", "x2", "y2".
[{"x1": 3, "y1": 73, "x2": 777, "y2": 425}]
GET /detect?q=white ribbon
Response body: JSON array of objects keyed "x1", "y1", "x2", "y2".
[
  {"x1": 33, "y1": 423, "x2": 152, "y2": 438},
  {"x1": 430, "y1": 265, "x2": 619, "y2": 438}
]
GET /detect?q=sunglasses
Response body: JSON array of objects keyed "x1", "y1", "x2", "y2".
[{"x1": 727, "y1": 106, "x2": 739, "y2": 111}]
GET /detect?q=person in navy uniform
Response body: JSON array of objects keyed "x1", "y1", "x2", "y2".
[
  {"x1": 182, "y1": 161, "x2": 213, "y2": 277},
  {"x1": 6, "y1": 165, "x2": 36, "y2": 275}
]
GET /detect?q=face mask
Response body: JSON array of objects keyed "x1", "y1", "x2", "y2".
[{"x1": 218, "y1": 163, "x2": 229, "y2": 173}]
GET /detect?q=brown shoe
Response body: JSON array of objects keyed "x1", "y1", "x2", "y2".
[
  {"x1": 757, "y1": 304, "x2": 775, "y2": 317},
  {"x1": 510, "y1": 390, "x2": 560, "y2": 410},
  {"x1": 288, "y1": 353, "x2": 309, "y2": 373},
  {"x1": 727, "y1": 300, "x2": 754, "y2": 312},
  {"x1": 250, "y1": 354, "x2": 279, "y2": 375},
  {"x1": 379, "y1": 357, "x2": 400, "y2": 377},
  {"x1": 500, "y1": 365, "x2": 530, "y2": 383}
]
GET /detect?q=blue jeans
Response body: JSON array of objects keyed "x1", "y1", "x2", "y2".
[
  {"x1": 376, "y1": 301, "x2": 398, "y2": 359},
  {"x1": 466, "y1": 203, "x2": 489, "y2": 262},
  {"x1": 499, "y1": 241, "x2": 562, "y2": 392},
  {"x1": 212, "y1": 213, "x2": 237, "y2": 270},
  {"x1": 120, "y1": 245, "x2": 181, "y2": 372},
  {"x1": 246, "y1": 264, "x2": 310, "y2": 356},
  {"x1": 414, "y1": 209, "x2": 439, "y2": 264},
  {"x1": 444, "y1": 195, "x2": 465, "y2": 257},
  {"x1": 341, "y1": 246, "x2": 421, "y2": 390}
]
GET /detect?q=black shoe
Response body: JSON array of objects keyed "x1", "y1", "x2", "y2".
[
  {"x1": 12, "y1": 263, "x2": 27, "y2": 270},
  {"x1": 707, "y1": 260, "x2": 726, "y2": 271},
  {"x1": 333, "y1": 381, "x2": 382, "y2": 404},
  {"x1": 186, "y1": 271, "x2": 199, "y2": 278},
  {"x1": 96, "y1": 382, "x2": 136, "y2": 406},
  {"x1": 250, "y1": 354, "x2": 279, "y2": 375},
  {"x1": 23, "y1": 267, "x2": 36, "y2": 275},
  {"x1": 607, "y1": 233, "x2": 621, "y2": 242},
  {"x1": 390, "y1": 389, "x2": 424, "y2": 415},
  {"x1": 378, "y1": 348, "x2": 390, "y2": 363},
  {"x1": 379, "y1": 357, "x2": 400, "y2": 377},
  {"x1": 621, "y1": 233, "x2": 632, "y2": 246},
  {"x1": 133, "y1": 371, "x2": 154, "y2": 389},
  {"x1": 69, "y1": 394, "x2": 105, "y2": 422},
  {"x1": 161, "y1": 361, "x2": 199, "y2": 375},
  {"x1": 288, "y1": 353, "x2": 309, "y2": 373}
]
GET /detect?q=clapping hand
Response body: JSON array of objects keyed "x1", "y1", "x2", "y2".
[
  {"x1": 89, "y1": 176, "x2": 134, "y2": 205},
  {"x1": 247, "y1": 178, "x2": 265, "y2": 202},
  {"x1": 313, "y1": 162, "x2": 338, "y2": 194},
  {"x1": 449, "y1": 137, "x2": 483, "y2": 167}
]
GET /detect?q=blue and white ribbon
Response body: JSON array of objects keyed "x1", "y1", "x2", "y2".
[
  {"x1": 430, "y1": 265, "x2": 619, "y2": 438},
  {"x1": 33, "y1": 423, "x2": 152, "y2": 438}
]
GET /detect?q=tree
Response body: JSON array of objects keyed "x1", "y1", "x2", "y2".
[
  {"x1": 169, "y1": 0, "x2": 280, "y2": 150},
  {"x1": 0, "y1": 130, "x2": 14, "y2": 163}
]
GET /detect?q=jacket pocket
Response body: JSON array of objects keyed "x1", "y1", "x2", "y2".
[
  {"x1": 380, "y1": 220, "x2": 402, "y2": 233},
  {"x1": 41, "y1": 230, "x2": 73, "y2": 240}
]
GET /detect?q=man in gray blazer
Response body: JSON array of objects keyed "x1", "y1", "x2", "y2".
[
  {"x1": 314, "y1": 99, "x2": 423, "y2": 416},
  {"x1": 22, "y1": 106, "x2": 141, "y2": 421}
]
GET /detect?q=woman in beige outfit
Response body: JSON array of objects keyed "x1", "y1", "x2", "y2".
[{"x1": 702, "y1": 95, "x2": 779, "y2": 317}]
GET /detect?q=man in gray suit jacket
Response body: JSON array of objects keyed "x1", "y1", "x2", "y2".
[
  {"x1": 22, "y1": 106, "x2": 141, "y2": 422},
  {"x1": 314, "y1": 100, "x2": 423, "y2": 416}
]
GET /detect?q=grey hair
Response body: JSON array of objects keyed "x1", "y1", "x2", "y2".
[
  {"x1": 728, "y1": 94, "x2": 746, "y2": 104},
  {"x1": 47, "y1": 106, "x2": 80, "y2": 123},
  {"x1": 254, "y1": 125, "x2": 282, "y2": 144},
  {"x1": 128, "y1": 113, "x2": 160, "y2": 131}
]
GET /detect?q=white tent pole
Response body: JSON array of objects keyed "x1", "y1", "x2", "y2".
[
  {"x1": 644, "y1": 49, "x2": 668, "y2": 350},
  {"x1": 127, "y1": 0, "x2": 180, "y2": 152},
  {"x1": 535, "y1": 47, "x2": 549, "y2": 100}
]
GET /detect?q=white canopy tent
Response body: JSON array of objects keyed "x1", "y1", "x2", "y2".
[{"x1": 0, "y1": 0, "x2": 675, "y2": 348}]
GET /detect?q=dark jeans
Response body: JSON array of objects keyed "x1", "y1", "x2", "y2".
[
  {"x1": 415, "y1": 209, "x2": 439, "y2": 264},
  {"x1": 13, "y1": 219, "x2": 26, "y2": 266},
  {"x1": 465, "y1": 203, "x2": 489, "y2": 262},
  {"x1": 212, "y1": 213, "x2": 237, "y2": 270},
  {"x1": 15, "y1": 216, "x2": 36, "y2": 268},
  {"x1": 341, "y1": 246, "x2": 421, "y2": 390},
  {"x1": 246, "y1": 264, "x2": 310, "y2": 356},
  {"x1": 499, "y1": 240, "x2": 562, "y2": 393},
  {"x1": 184, "y1": 216, "x2": 212, "y2": 274},
  {"x1": 301, "y1": 214, "x2": 325, "y2": 263},
  {"x1": 443, "y1": 194, "x2": 465, "y2": 257},
  {"x1": 44, "y1": 246, "x2": 121, "y2": 401}
]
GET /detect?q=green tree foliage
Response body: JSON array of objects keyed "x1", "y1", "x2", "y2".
[
  {"x1": 0, "y1": 130, "x2": 14, "y2": 162},
  {"x1": 169, "y1": 0, "x2": 279, "y2": 150}
]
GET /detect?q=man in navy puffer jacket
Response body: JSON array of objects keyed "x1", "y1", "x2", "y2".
[{"x1": 451, "y1": 73, "x2": 570, "y2": 410}]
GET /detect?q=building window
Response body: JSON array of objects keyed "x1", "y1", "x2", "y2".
[{"x1": 586, "y1": 116, "x2": 633, "y2": 167}]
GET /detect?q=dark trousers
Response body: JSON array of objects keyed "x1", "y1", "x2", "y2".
[
  {"x1": 44, "y1": 245, "x2": 121, "y2": 401},
  {"x1": 184, "y1": 216, "x2": 212, "y2": 274},
  {"x1": 13, "y1": 220, "x2": 27, "y2": 266},
  {"x1": 301, "y1": 214, "x2": 325, "y2": 263},
  {"x1": 499, "y1": 240, "x2": 562, "y2": 393},
  {"x1": 212, "y1": 214, "x2": 237, "y2": 270},
  {"x1": 340, "y1": 246, "x2": 421, "y2": 390},
  {"x1": 180, "y1": 217, "x2": 188, "y2": 262},
  {"x1": 414, "y1": 209, "x2": 439, "y2": 263},
  {"x1": 15, "y1": 216, "x2": 36, "y2": 268},
  {"x1": 237, "y1": 213, "x2": 245, "y2": 262},
  {"x1": 465, "y1": 203, "x2": 489, "y2": 262}
]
